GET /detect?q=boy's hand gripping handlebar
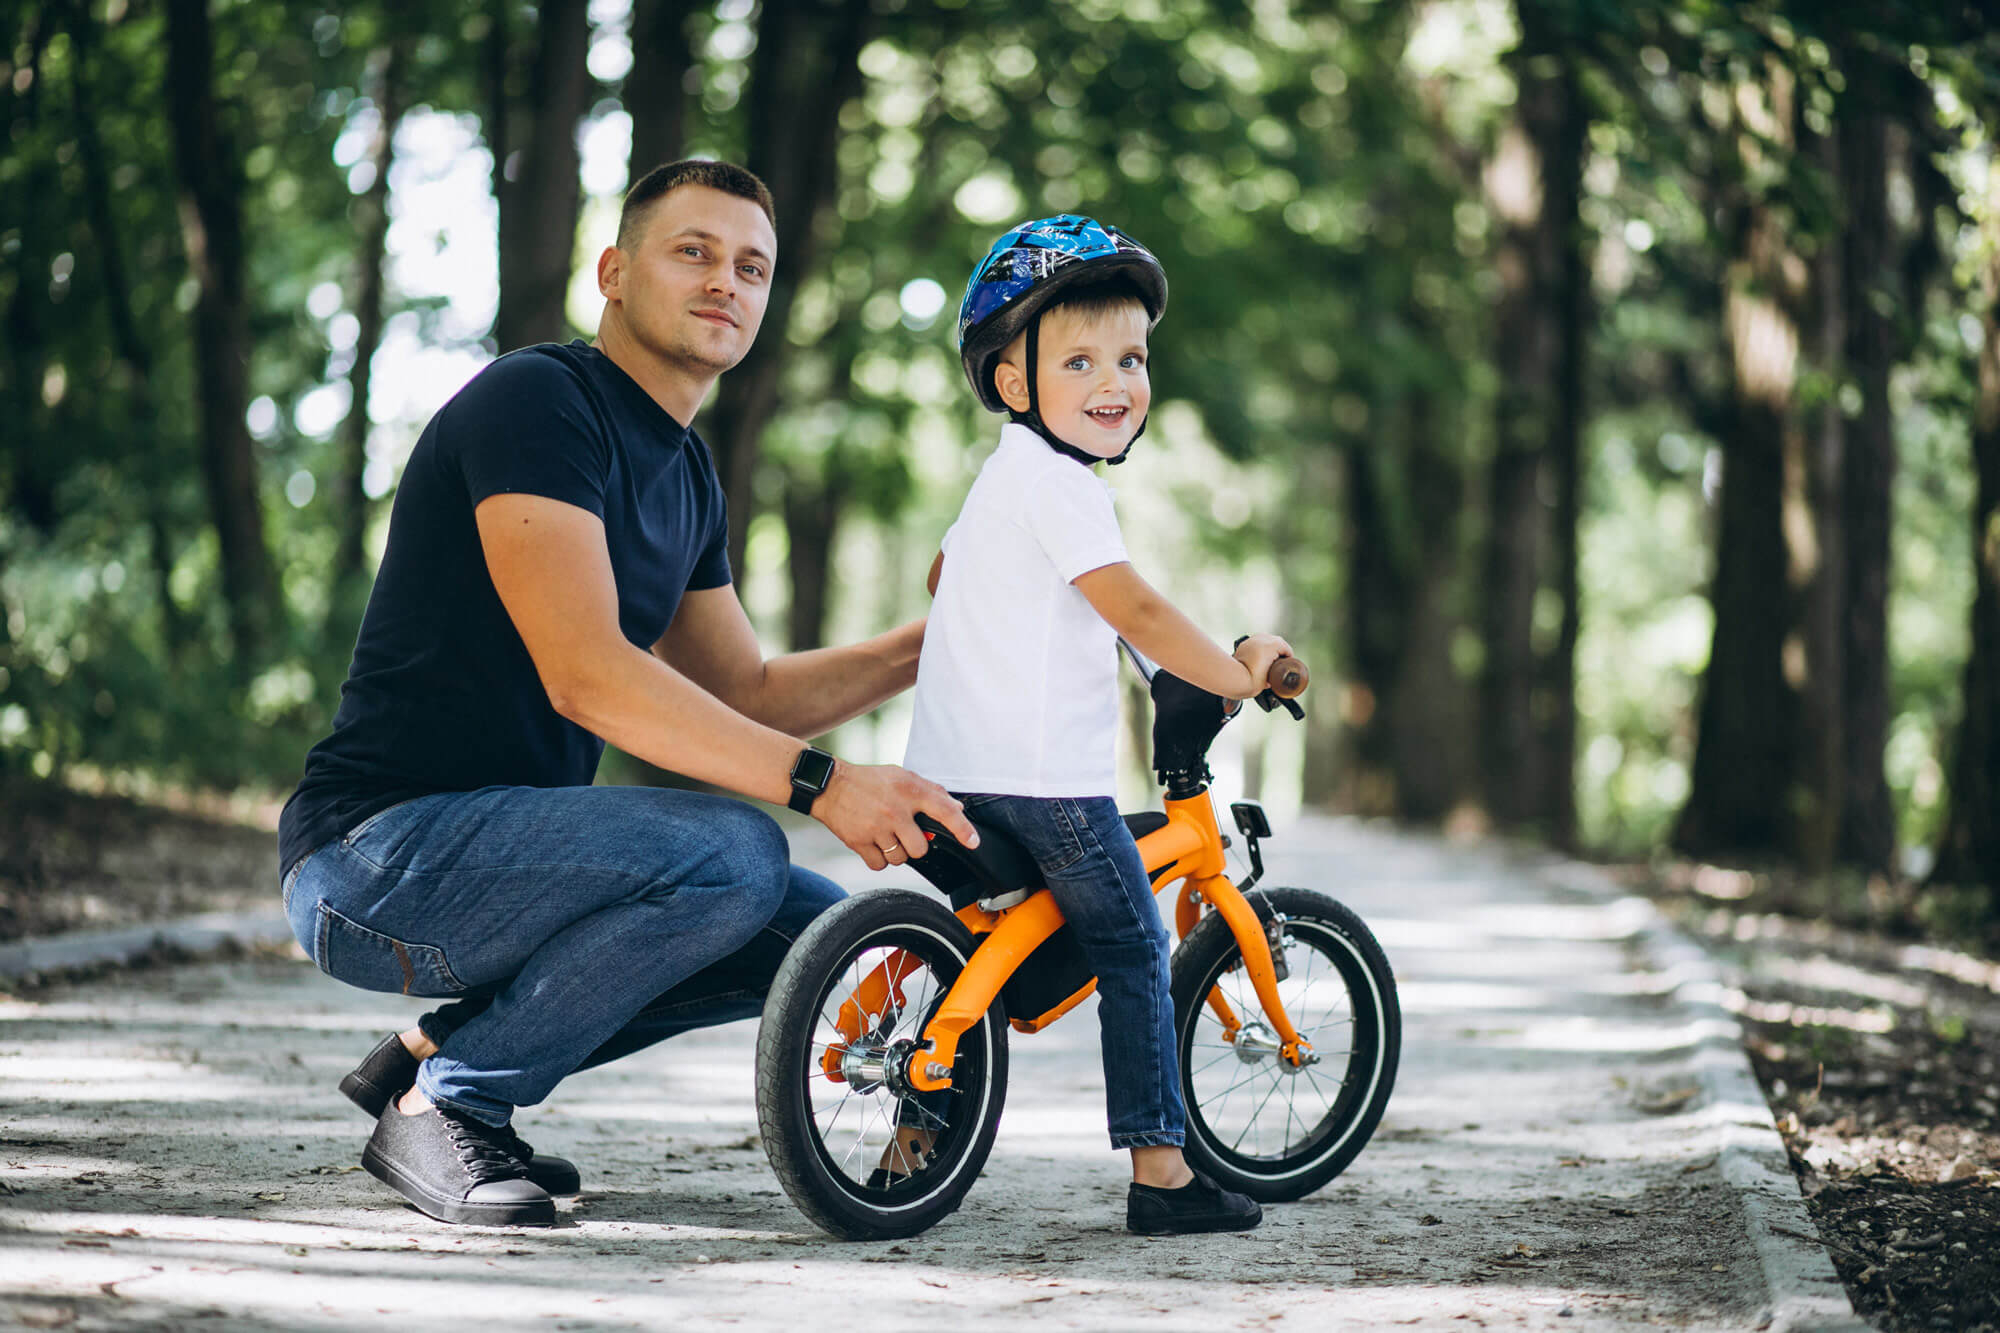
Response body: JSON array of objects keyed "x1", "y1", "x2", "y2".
[{"x1": 1257, "y1": 656, "x2": 1309, "y2": 719}]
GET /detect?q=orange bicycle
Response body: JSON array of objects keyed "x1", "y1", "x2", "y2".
[{"x1": 755, "y1": 651, "x2": 1400, "y2": 1240}]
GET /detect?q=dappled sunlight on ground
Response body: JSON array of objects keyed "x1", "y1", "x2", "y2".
[{"x1": 0, "y1": 815, "x2": 1830, "y2": 1330}]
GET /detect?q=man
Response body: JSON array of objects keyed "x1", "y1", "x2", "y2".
[{"x1": 278, "y1": 160, "x2": 976, "y2": 1227}]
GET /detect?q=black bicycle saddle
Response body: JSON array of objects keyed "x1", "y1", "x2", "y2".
[
  {"x1": 911, "y1": 813, "x2": 1040, "y2": 910},
  {"x1": 910, "y1": 811, "x2": 1175, "y2": 910}
]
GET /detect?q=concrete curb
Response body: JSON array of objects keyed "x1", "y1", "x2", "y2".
[
  {"x1": 0, "y1": 910, "x2": 295, "y2": 981},
  {"x1": 1538, "y1": 859, "x2": 1872, "y2": 1333}
]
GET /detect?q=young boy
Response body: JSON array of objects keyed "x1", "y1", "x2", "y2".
[{"x1": 904, "y1": 215, "x2": 1293, "y2": 1235}]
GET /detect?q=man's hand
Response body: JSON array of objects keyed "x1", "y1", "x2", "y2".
[
  {"x1": 1231, "y1": 633, "x2": 1295, "y2": 698},
  {"x1": 815, "y1": 761, "x2": 979, "y2": 871}
]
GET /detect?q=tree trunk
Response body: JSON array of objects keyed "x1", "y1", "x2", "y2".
[
  {"x1": 1927, "y1": 150, "x2": 2000, "y2": 894},
  {"x1": 164, "y1": 0, "x2": 277, "y2": 671},
  {"x1": 699, "y1": 0, "x2": 870, "y2": 580},
  {"x1": 1834, "y1": 89, "x2": 1900, "y2": 875},
  {"x1": 1343, "y1": 432, "x2": 1408, "y2": 816},
  {"x1": 68, "y1": 2, "x2": 192, "y2": 662},
  {"x1": 1343, "y1": 390, "x2": 1469, "y2": 821},
  {"x1": 3, "y1": 8, "x2": 56, "y2": 534},
  {"x1": 1542, "y1": 144, "x2": 1588, "y2": 847},
  {"x1": 1390, "y1": 394, "x2": 1474, "y2": 822},
  {"x1": 782, "y1": 466, "x2": 850, "y2": 653},
  {"x1": 1478, "y1": 1, "x2": 1585, "y2": 837},
  {"x1": 1674, "y1": 169, "x2": 1804, "y2": 860},
  {"x1": 1794, "y1": 126, "x2": 1848, "y2": 873},
  {"x1": 493, "y1": 0, "x2": 592, "y2": 353},
  {"x1": 331, "y1": 38, "x2": 408, "y2": 630},
  {"x1": 627, "y1": 0, "x2": 692, "y2": 178}
]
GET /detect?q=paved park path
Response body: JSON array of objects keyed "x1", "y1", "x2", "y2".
[{"x1": 1, "y1": 815, "x2": 1863, "y2": 1331}]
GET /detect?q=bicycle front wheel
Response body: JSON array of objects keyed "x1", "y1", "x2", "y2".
[
  {"x1": 756, "y1": 889, "x2": 1008, "y2": 1240},
  {"x1": 1171, "y1": 887, "x2": 1399, "y2": 1202}
]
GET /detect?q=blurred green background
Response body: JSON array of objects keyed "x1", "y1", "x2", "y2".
[{"x1": 5, "y1": 0, "x2": 1999, "y2": 925}]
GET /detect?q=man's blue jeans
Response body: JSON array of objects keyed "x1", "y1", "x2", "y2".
[
  {"x1": 281, "y1": 785, "x2": 844, "y2": 1128},
  {"x1": 957, "y1": 793, "x2": 1186, "y2": 1149}
]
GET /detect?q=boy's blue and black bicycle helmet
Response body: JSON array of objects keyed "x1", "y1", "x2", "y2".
[{"x1": 957, "y1": 215, "x2": 1169, "y2": 465}]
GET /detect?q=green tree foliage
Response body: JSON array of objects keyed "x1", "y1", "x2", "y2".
[{"x1": 4, "y1": 0, "x2": 2000, "y2": 928}]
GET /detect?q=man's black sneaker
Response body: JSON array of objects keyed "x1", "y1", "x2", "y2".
[
  {"x1": 1126, "y1": 1171, "x2": 1263, "y2": 1235},
  {"x1": 338, "y1": 1033, "x2": 419, "y2": 1117},
  {"x1": 362, "y1": 1102, "x2": 555, "y2": 1227},
  {"x1": 341, "y1": 1032, "x2": 583, "y2": 1195}
]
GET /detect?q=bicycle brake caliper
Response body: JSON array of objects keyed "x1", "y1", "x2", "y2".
[{"x1": 1264, "y1": 914, "x2": 1290, "y2": 982}]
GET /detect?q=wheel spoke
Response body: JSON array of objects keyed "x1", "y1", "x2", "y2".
[
  {"x1": 1191, "y1": 1046, "x2": 1242, "y2": 1077},
  {"x1": 1202, "y1": 1058, "x2": 1278, "y2": 1109},
  {"x1": 1231, "y1": 1064, "x2": 1287, "y2": 1153},
  {"x1": 841, "y1": 1085, "x2": 897, "y2": 1178},
  {"x1": 1300, "y1": 1060, "x2": 1344, "y2": 1103},
  {"x1": 902, "y1": 1092, "x2": 951, "y2": 1136},
  {"x1": 818, "y1": 1085, "x2": 869, "y2": 1169}
]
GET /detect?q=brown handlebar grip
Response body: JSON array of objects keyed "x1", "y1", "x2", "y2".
[{"x1": 1267, "y1": 657, "x2": 1309, "y2": 699}]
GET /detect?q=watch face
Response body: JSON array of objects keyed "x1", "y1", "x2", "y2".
[{"x1": 793, "y1": 748, "x2": 835, "y2": 792}]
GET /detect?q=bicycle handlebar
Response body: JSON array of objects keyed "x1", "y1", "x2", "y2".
[{"x1": 1266, "y1": 657, "x2": 1308, "y2": 700}]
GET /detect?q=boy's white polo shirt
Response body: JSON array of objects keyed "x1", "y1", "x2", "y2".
[{"x1": 904, "y1": 422, "x2": 1128, "y2": 797}]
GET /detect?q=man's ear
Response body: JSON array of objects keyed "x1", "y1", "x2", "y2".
[
  {"x1": 993, "y1": 358, "x2": 1031, "y2": 413},
  {"x1": 596, "y1": 246, "x2": 622, "y2": 299}
]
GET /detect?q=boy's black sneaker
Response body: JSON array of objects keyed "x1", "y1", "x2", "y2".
[
  {"x1": 1126, "y1": 1171, "x2": 1263, "y2": 1235},
  {"x1": 362, "y1": 1102, "x2": 555, "y2": 1227},
  {"x1": 341, "y1": 1032, "x2": 582, "y2": 1195}
]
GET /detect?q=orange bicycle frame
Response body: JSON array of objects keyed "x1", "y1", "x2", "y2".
[{"x1": 890, "y1": 787, "x2": 1314, "y2": 1093}]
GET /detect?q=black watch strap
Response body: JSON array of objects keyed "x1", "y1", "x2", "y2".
[{"x1": 788, "y1": 746, "x2": 836, "y2": 815}]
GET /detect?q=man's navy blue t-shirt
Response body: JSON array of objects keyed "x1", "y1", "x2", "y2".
[{"x1": 277, "y1": 341, "x2": 731, "y2": 874}]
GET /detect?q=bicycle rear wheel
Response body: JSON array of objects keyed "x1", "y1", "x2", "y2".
[
  {"x1": 1171, "y1": 887, "x2": 1398, "y2": 1202},
  {"x1": 756, "y1": 889, "x2": 1008, "y2": 1240}
]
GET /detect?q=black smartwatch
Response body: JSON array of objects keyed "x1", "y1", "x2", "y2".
[{"x1": 788, "y1": 746, "x2": 836, "y2": 815}]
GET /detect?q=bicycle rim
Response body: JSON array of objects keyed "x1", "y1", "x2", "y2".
[
  {"x1": 1181, "y1": 912, "x2": 1386, "y2": 1179},
  {"x1": 797, "y1": 923, "x2": 998, "y2": 1216}
]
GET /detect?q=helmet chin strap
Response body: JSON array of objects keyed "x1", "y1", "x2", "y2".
[{"x1": 1006, "y1": 311, "x2": 1146, "y2": 466}]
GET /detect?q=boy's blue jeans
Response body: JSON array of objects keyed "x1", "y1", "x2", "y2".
[
  {"x1": 958, "y1": 793, "x2": 1186, "y2": 1150},
  {"x1": 281, "y1": 785, "x2": 844, "y2": 1128}
]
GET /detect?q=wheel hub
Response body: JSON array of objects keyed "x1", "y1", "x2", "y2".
[
  {"x1": 1232, "y1": 1020, "x2": 1281, "y2": 1065},
  {"x1": 839, "y1": 1042, "x2": 888, "y2": 1092},
  {"x1": 839, "y1": 1037, "x2": 922, "y2": 1095},
  {"x1": 1232, "y1": 1021, "x2": 1311, "y2": 1076}
]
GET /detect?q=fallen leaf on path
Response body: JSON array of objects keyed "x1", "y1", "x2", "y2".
[
  {"x1": 1636, "y1": 1086, "x2": 1700, "y2": 1114},
  {"x1": 253, "y1": 1192, "x2": 284, "y2": 1202}
]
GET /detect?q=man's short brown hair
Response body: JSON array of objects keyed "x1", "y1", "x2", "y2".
[{"x1": 618, "y1": 160, "x2": 776, "y2": 251}]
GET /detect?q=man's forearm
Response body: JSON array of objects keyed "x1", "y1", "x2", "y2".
[
  {"x1": 556, "y1": 643, "x2": 806, "y2": 804},
  {"x1": 740, "y1": 619, "x2": 924, "y2": 737}
]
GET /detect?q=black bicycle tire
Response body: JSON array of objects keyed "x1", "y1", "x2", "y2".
[
  {"x1": 755, "y1": 889, "x2": 1009, "y2": 1240},
  {"x1": 1170, "y1": 887, "x2": 1399, "y2": 1202}
]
